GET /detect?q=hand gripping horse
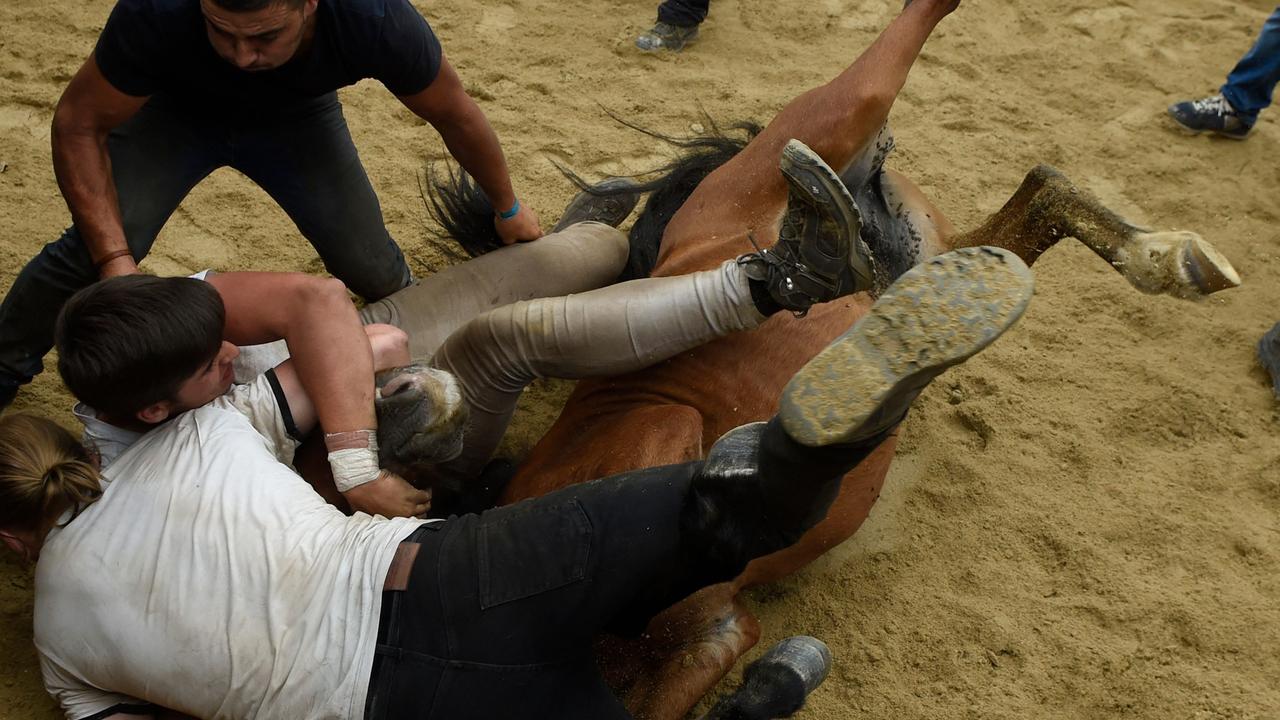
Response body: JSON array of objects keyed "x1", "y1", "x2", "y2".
[{"x1": 430, "y1": 2, "x2": 1239, "y2": 717}]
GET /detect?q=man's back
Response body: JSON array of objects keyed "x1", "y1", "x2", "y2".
[{"x1": 34, "y1": 405, "x2": 422, "y2": 719}]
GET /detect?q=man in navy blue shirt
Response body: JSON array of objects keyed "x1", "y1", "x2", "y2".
[{"x1": 0, "y1": 0, "x2": 542, "y2": 411}]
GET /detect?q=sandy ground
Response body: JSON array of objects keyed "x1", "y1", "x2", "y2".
[{"x1": 2, "y1": 0, "x2": 1279, "y2": 717}]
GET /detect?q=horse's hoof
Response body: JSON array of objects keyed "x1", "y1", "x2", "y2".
[
  {"x1": 1115, "y1": 230, "x2": 1240, "y2": 299},
  {"x1": 704, "y1": 636, "x2": 832, "y2": 719},
  {"x1": 780, "y1": 246, "x2": 1033, "y2": 447},
  {"x1": 1258, "y1": 321, "x2": 1280, "y2": 400}
]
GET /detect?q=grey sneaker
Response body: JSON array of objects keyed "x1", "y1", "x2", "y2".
[
  {"x1": 1167, "y1": 94, "x2": 1253, "y2": 139},
  {"x1": 739, "y1": 139, "x2": 876, "y2": 314},
  {"x1": 550, "y1": 177, "x2": 642, "y2": 234},
  {"x1": 780, "y1": 246, "x2": 1034, "y2": 447},
  {"x1": 636, "y1": 21, "x2": 699, "y2": 52}
]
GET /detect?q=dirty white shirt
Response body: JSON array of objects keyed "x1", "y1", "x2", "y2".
[{"x1": 34, "y1": 402, "x2": 424, "y2": 719}]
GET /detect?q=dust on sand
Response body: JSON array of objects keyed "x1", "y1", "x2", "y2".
[{"x1": 1, "y1": 0, "x2": 1277, "y2": 717}]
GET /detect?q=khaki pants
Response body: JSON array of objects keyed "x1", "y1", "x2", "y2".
[{"x1": 362, "y1": 221, "x2": 766, "y2": 481}]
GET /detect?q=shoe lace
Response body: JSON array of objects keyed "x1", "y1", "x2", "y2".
[{"x1": 1190, "y1": 94, "x2": 1236, "y2": 117}]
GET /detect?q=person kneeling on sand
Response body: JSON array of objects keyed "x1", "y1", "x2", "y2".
[{"x1": 2, "y1": 236, "x2": 1033, "y2": 718}]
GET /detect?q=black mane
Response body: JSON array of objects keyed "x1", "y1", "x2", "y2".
[{"x1": 422, "y1": 116, "x2": 760, "y2": 280}]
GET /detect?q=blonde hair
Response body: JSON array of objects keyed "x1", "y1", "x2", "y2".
[{"x1": 0, "y1": 414, "x2": 102, "y2": 533}]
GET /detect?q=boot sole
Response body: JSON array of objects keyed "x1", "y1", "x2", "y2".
[
  {"x1": 550, "y1": 177, "x2": 643, "y2": 234},
  {"x1": 780, "y1": 246, "x2": 1034, "y2": 447},
  {"x1": 779, "y1": 139, "x2": 876, "y2": 290}
]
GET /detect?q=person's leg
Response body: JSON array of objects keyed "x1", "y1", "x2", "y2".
[
  {"x1": 231, "y1": 94, "x2": 412, "y2": 303},
  {"x1": 1220, "y1": 8, "x2": 1280, "y2": 123},
  {"x1": 656, "y1": 0, "x2": 709, "y2": 27},
  {"x1": 360, "y1": 222, "x2": 631, "y2": 360},
  {"x1": 0, "y1": 97, "x2": 224, "y2": 405},
  {"x1": 637, "y1": 0, "x2": 708, "y2": 51},
  {"x1": 416, "y1": 142, "x2": 867, "y2": 484},
  {"x1": 427, "y1": 257, "x2": 768, "y2": 482}
]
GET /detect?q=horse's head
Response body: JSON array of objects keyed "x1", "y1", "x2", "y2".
[{"x1": 374, "y1": 364, "x2": 469, "y2": 481}]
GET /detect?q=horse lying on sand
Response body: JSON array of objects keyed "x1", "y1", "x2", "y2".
[{"x1": 424, "y1": 1, "x2": 1240, "y2": 717}]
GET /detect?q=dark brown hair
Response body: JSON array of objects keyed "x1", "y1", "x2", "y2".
[{"x1": 55, "y1": 275, "x2": 225, "y2": 418}]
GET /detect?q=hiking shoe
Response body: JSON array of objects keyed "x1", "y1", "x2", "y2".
[
  {"x1": 636, "y1": 21, "x2": 699, "y2": 52},
  {"x1": 550, "y1": 177, "x2": 642, "y2": 234},
  {"x1": 1167, "y1": 94, "x2": 1253, "y2": 139},
  {"x1": 739, "y1": 139, "x2": 876, "y2": 314},
  {"x1": 780, "y1": 246, "x2": 1034, "y2": 447}
]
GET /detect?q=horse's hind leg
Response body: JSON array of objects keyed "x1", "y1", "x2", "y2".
[
  {"x1": 949, "y1": 165, "x2": 1240, "y2": 299},
  {"x1": 657, "y1": 1, "x2": 958, "y2": 268}
]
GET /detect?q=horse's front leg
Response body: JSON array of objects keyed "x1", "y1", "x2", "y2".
[{"x1": 949, "y1": 165, "x2": 1240, "y2": 299}]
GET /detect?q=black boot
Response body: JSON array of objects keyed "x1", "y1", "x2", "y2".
[
  {"x1": 550, "y1": 177, "x2": 643, "y2": 234},
  {"x1": 738, "y1": 139, "x2": 877, "y2": 314}
]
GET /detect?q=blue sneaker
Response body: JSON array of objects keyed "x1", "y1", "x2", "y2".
[{"x1": 1167, "y1": 94, "x2": 1253, "y2": 139}]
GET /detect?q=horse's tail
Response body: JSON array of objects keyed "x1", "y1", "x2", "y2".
[{"x1": 422, "y1": 117, "x2": 761, "y2": 278}]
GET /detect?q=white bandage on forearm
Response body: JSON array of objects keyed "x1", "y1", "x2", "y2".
[{"x1": 325, "y1": 429, "x2": 381, "y2": 493}]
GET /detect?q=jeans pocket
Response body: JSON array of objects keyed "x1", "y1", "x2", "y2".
[{"x1": 478, "y1": 499, "x2": 591, "y2": 609}]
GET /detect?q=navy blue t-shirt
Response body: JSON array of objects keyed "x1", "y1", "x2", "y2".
[{"x1": 94, "y1": 0, "x2": 443, "y2": 110}]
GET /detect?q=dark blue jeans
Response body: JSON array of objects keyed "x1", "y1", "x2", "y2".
[
  {"x1": 1221, "y1": 7, "x2": 1280, "y2": 124},
  {"x1": 657, "y1": 0, "x2": 710, "y2": 27},
  {"x1": 0, "y1": 93, "x2": 411, "y2": 402},
  {"x1": 365, "y1": 419, "x2": 881, "y2": 719}
]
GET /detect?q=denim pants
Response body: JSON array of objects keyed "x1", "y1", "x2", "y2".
[
  {"x1": 1221, "y1": 7, "x2": 1280, "y2": 123},
  {"x1": 0, "y1": 93, "x2": 411, "y2": 401},
  {"x1": 365, "y1": 419, "x2": 881, "y2": 719},
  {"x1": 657, "y1": 0, "x2": 710, "y2": 27}
]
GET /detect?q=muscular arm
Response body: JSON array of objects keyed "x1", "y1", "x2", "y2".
[
  {"x1": 207, "y1": 272, "x2": 429, "y2": 517},
  {"x1": 397, "y1": 57, "x2": 541, "y2": 244},
  {"x1": 51, "y1": 53, "x2": 148, "y2": 278}
]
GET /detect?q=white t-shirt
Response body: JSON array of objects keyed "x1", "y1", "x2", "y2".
[
  {"x1": 75, "y1": 372, "x2": 298, "y2": 472},
  {"x1": 35, "y1": 403, "x2": 425, "y2": 719}
]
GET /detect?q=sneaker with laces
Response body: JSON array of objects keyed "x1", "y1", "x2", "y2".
[
  {"x1": 550, "y1": 177, "x2": 642, "y2": 234},
  {"x1": 636, "y1": 21, "x2": 699, "y2": 52},
  {"x1": 1167, "y1": 94, "x2": 1253, "y2": 139},
  {"x1": 738, "y1": 139, "x2": 877, "y2": 314}
]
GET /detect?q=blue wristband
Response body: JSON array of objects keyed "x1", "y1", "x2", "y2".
[{"x1": 498, "y1": 198, "x2": 521, "y2": 220}]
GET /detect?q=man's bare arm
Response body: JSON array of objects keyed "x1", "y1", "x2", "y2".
[
  {"x1": 207, "y1": 272, "x2": 430, "y2": 517},
  {"x1": 397, "y1": 57, "x2": 541, "y2": 245},
  {"x1": 51, "y1": 53, "x2": 148, "y2": 279}
]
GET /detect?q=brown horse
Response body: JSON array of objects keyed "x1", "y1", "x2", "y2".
[{"x1": 434, "y1": 3, "x2": 1239, "y2": 717}]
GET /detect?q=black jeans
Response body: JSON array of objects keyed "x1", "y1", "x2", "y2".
[
  {"x1": 0, "y1": 93, "x2": 412, "y2": 399},
  {"x1": 365, "y1": 419, "x2": 880, "y2": 719},
  {"x1": 657, "y1": 0, "x2": 710, "y2": 27}
]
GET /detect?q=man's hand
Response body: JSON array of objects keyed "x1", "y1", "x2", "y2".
[
  {"x1": 97, "y1": 254, "x2": 141, "y2": 279},
  {"x1": 343, "y1": 469, "x2": 432, "y2": 518},
  {"x1": 494, "y1": 202, "x2": 542, "y2": 245}
]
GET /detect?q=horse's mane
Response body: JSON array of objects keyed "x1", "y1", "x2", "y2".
[{"x1": 422, "y1": 116, "x2": 761, "y2": 281}]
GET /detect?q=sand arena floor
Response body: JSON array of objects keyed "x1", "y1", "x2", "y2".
[{"x1": 1, "y1": 0, "x2": 1278, "y2": 717}]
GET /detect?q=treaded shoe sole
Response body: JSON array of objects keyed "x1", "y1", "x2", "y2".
[
  {"x1": 550, "y1": 177, "x2": 643, "y2": 234},
  {"x1": 780, "y1": 246, "x2": 1034, "y2": 447},
  {"x1": 780, "y1": 139, "x2": 876, "y2": 290}
]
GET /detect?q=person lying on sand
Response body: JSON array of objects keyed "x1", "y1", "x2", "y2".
[{"x1": 2, "y1": 233, "x2": 1034, "y2": 719}]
